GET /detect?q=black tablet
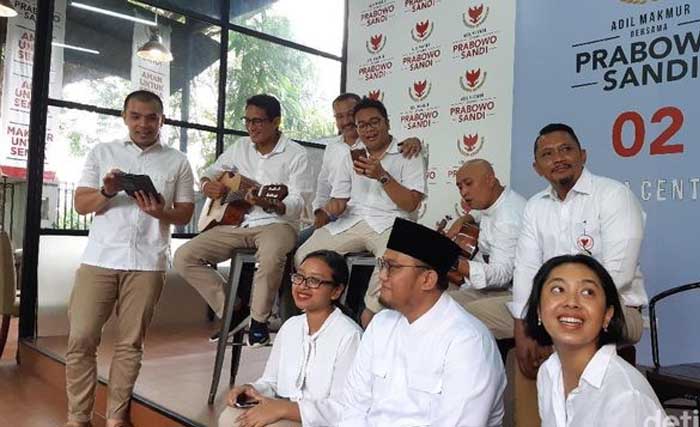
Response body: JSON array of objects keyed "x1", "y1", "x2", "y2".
[{"x1": 116, "y1": 173, "x2": 160, "y2": 198}]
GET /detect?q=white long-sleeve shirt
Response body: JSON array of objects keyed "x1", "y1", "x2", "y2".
[
  {"x1": 251, "y1": 308, "x2": 362, "y2": 426},
  {"x1": 201, "y1": 134, "x2": 313, "y2": 229},
  {"x1": 340, "y1": 293, "x2": 506, "y2": 427},
  {"x1": 311, "y1": 135, "x2": 363, "y2": 213},
  {"x1": 326, "y1": 138, "x2": 426, "y2": 236},
  {"x1": 511, "y1": 168, "x2": 648, "y2": 318},
  {"x1": 78, "y1": 140, "x2": 195, "y2": 271},
  {"x1": 462, "y1": 187, "x2": 526, "y2": 290},
  {"x1": 537, "y1": 344, "x2": 670, "y2": 427}
]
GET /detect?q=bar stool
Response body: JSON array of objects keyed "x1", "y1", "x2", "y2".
[
  {"x1": 208, "y1": 247, "x2": 256, "y2": 404},
  {"x1": 342, "y1": 252, "x2": 376, "y2": 305}
]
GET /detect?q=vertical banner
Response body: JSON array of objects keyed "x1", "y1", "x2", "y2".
[
  {"x1": 346, "y1": 1, "x2": 517, "y2": 227},
  {"x1": 511, "y1": 1, "x2": 700, "y2": 364},
  {"x1": 131, "y1": 22, "x2": 171, "y2": 112},
  {"x1": 0, "y1": 0, "x2": 66, "y2": 181}
]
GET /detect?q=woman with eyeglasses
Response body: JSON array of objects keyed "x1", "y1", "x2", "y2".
[
  {"x1": 525, "y1": 255, "x2": 668, "y2": 427},
  {"x1": 218, "y1": 250, "x2": 362, "y2": 427}
]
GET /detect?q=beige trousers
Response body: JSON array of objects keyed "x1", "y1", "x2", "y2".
[
  {"x1": 173, "y1": 223, "x2": 297, "y2": 322},
  {"x1": 508, "y1": 305, "x2": 645, "y2": 427},
  {"x1": 448, "y1": 286, "x2": 515, "y2": 340},
  {"x1": 294, "y1": 220, "x2": 390, "y2": 313},
  {"x1": 65, "y1": 264, "x2": 165, "y2": 423},
  {"x1": 218, "y1": 406, "x2": 301, "y2": 427}
]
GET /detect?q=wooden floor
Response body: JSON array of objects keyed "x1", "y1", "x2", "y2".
[
  {"x1": 33, "y1": 322, "x2": 272, "y2": 427},
  {"x1": 1, "y1": 317, "x2": 272, "y2": 427}
]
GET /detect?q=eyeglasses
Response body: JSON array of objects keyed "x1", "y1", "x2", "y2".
[
  {"x1": 241, "y1": 117, "x2": 270, "y2": 127},
  {"x1": 290, "y1": 273, "x2": 335, "y2": 289},
  {"x1": 375, "y1": 257, "x2": 430, "y2": 277},
  {"x1": 355, "y1": 117, "x2": 383, "y2": 131}
]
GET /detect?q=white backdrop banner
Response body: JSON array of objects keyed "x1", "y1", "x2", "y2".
[
  {"x1": 0, "y1": 0, "x2": 66, "y2": 181},
  {"x1": 347, "y1": 1, "x2": 517, "y2": 227}
]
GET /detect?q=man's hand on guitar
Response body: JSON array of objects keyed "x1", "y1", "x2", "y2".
[
  {"x1": 313, "y1": 209, "x2": 331, "y2": 228},
  {"x1": 245, "y1": 188, "x2": 286, "y2": 215},
  {"x1": 202, "y1": 179, "x2": 227, "y2": 199},
  {"x1": 514, "y1": 319, "x2": 553, "y2": 379}
]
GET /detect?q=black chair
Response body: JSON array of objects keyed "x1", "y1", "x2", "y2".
[{"x1": 647, "y1": 281, "x2": 700, "y2": 412}]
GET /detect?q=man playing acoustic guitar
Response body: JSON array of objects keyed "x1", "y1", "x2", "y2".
[
  {"x1": 174, "y1": 94, "x2": 312, "y2": 346},
  {"x1": 445, "y1": 159, "x2": 526, "y2": 340}
]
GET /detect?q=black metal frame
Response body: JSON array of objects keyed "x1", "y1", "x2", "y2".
[
  {"x1": 19, "y1": 0, "x2": 351, "y2": 337},
  {"x1": 649, "y1": 281, "x2": 700, "y2": 369}
]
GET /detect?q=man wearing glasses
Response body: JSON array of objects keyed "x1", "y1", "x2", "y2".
[
  {"x1": 295, "y1": 97, "x2": 426, "y2": 327},
  {"x1": 340, "y1": 218, "x2": 506, "y2": 426},
  {"x1": 174, "y1": 94, "x2": 312, "y2": 347},
  {"x1": 300, "y1": 93, "x2": 422, "y2": 244}
]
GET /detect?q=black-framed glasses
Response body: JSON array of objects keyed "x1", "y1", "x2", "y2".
[
  {"x1": 241, "y1": 117, "x2": 270, "y2": 127},
  {"x1": 290, "y1": 273, "x2": 335, "y2": 289},
  {"x1": 355, "y1": 117, "x2": 383, "y2": 131},
  {"x1": 375, "y1": 257, "x2": 430, "y2": 276}
]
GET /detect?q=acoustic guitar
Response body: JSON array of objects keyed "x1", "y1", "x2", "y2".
[
  {"x1": 197, "y1": 171, "x2": 288, "y2": 233},
  {"x1": 436, "y1": 214, "x2": 480, "y2": 261}
]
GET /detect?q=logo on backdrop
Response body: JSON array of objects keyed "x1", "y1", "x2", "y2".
[
  {"x1": 359, "y1": 1, "x2": 397, "y2": 27},
  {"x1": 367, "y1": 89, "x2": 385, "y2": 101},
  {"x1": 463, "y1": 4, "x2": 489, "y2": 27},
  {"x1": 358, "y1": 35, "x2": 394, "y2": 81},
  {"x1": 366, "y1": 34, "x2": 387, "y2": 54},
  {"x1": 402, "y1": 19, "x2": 442, "y2": 71},
  {"x1": 460, "y1": 68, "x2": 487, "y2": 91},
  {"x1": 571, "y1": 2, "x2": 695, "y2": 92},
  {"x1": 457, "y1": 133, "x2": 485, "y2": 157},
  {"x1": 450, "y1": 68, "x2": 497, "y2": 124},
  {"x1": 404, "y1": 0, "x2": 441, "y2": 13},
  {"x1": 411, "y1": 20, "x2": 434, "y2": 42},
  {"x1": 409, "y1": 80, "x2": 432, "y2": 101},
  {"x1": 401, "y1": 79, "x2": 440, "y2": 130},
  {"x1": 453, "y1": 3, "x2": 500, "y2": 60}
]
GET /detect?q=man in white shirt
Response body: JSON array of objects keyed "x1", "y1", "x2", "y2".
[
  {"x1": 446, "y1": 159, "x2": 526, "y2": 339},
  {"x1": 295, "y1": 98, "x2": 426, "y2": 327},
  {"x1": 64, "y1": 91, "x2": 195, "y2": 427},
  {"x1": 340, "y1": 218, "x2": 506, "y2": 426},
  {"x1": 174, "y1": 94, "x2": 312, "y2": 346},
  {"x1": 509, "y1": 123, "x2": 647, "y2": 426},
  {"x1": 299, "y1": 93, "x2": 422, "y2": 244}
]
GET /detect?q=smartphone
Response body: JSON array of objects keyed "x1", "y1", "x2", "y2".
[
  {"x1": 234, "y1": 395, "x2": 259, "y2": 408},
  {"x1": 350, "y1": 148, "x2": 368, "y2": 162}
]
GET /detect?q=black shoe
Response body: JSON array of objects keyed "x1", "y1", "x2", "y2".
[
  {"x1": 247, "y1": 319, "x2": 270, "y2": 347},
  {"x1": 209, "y1": 306, "x2": 251, "y2": 342}
]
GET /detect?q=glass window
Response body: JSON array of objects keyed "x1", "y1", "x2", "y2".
[
  {"x1": 51, "y1": 1, "x2": 221, "y2": 127},
  {"x1": 225, "y1": 31, "x2": 339, "y2": 142},
  {"x1": 231, "y1": 0, "x2": 345, "y2": 56},
  {"x1": 45, "y1": 106, "x2": 215, "y2": 232}
]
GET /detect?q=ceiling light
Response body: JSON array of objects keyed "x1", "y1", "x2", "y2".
[
  {"x1": 0, "y1": 0, "x2": 18, "y2": 17},
  {"x1": 70, "y1": 2, "x2": 156, "y2": 26},
  {"x1": 52, "y1": 42, "x2": 100, "y2": 55},
  {"x1": 136, "y1": 26, "x2": 173, "y2": 63}
]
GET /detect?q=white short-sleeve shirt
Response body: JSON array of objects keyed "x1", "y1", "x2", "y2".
[{"x1": 78, "y1": 140, "x2": 195, "y2": 271}]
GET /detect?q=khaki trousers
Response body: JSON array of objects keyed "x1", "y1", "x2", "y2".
[
  {"x1": 294, "y1": 220, "x2": 390, "y2": 313},
  {"x1": 448, "y1": 286, "x2": 514, "y2": 340},
  {"x1": 65, "y1": 264, "x2": 164, "y2": 423},
  {"x1": 173, "y1": 223, "x2": 297, "y2": 322},
  {"x1": 218, "y1": 406, "x2": 301, "y2": 427},
  {"x1": 508, "y1": 305, "x2": 645, "y2": 427}
]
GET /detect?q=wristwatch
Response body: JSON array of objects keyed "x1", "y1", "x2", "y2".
[
  {"x1": 100, "y1": 186, "x2": 116, "y2": 198},
  {"x1": 378, "y1": 172, "x2": 391, "y2": 185}
]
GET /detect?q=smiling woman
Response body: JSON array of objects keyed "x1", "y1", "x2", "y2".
[{"x1": 524, "y1": 255, "x2": 670, "y2": 427}]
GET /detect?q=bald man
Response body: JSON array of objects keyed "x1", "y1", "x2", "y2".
[{"x1": 445, "y1": 159, "x2": 526, "y2": 339}]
